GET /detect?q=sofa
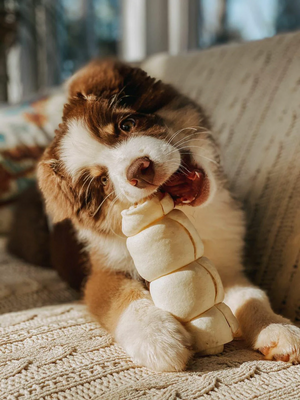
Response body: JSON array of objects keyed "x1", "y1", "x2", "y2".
[{"x1": 1, "y1": 31, "x2": 300, "y2": 399}]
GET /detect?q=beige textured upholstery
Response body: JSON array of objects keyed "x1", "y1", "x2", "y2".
[
  {"x1": 142, "y1": 32, "x2": 300, "y2": 322},
  {"x1": 1, "y1": 32, "x2": 300, "y2": 399},
  {"x1": 2, "y1": 301, "x2": 300, "y2": 400},
  {"x1": 0, "y1": 240, "x2": 78, "y2": 315}
]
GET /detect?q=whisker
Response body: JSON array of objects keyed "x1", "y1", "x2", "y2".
[
  {"x1": 165, "y1": 143, "x2": 219, "y2": 165},
  {"x1": 110, "y1": 84, "x2": 129, "y2": 118},
  {"x1": 178, "y1": 164, "x2": 192, "y2": 175},
  {"x1": 109, "y1": 93, "x2": 118, "y2": 109},
  {"x1": 167, "y1": 127, "x2": 193, "y2": 144},
  {"x1": 166, "y1": 130, "x2": 182, "y2": 145},
  {"x1": 165, "y1": 146, "x2": 188, "y2": 156},
  {"x1": 165, "y1": 140, "x2": 212, "y2": 157},
  {"x1": 106, "y1": 194, "x2": 125, "y2": 239},
  {"x1": 166, "y1": 162, "x2": 191, "y2": 176},
  {"x1": 92, "y1": 190, "x2": 115, "y2": 217},
  {"x1": 111, "y1": 85, "x2": 127, "y2": 107},
  {"x1": 169, "y1": 125, "x2": 211, "y2": 143},
  {"x1": 85, "y1": 177, "x2": 95, "y2": 206},
  {"x1": 164, "y1": 138, "x2": 209, "y2": 157},
  {"x1": 82, "y1": 173, "x2": 92, "y2": 186},
  {"x1": 113, "y1": 94, "x2": 134, "y2": 111},
  {"x1": 173, "y1": 131, "x2": 199, "y2": 147},
  {"x1": 174, "y1": 135, "x2": 208, "y2": 148},
  {"x1": 166, "y1": 127, "x2": 197, "y2": 145},
  {"x1": 176, "y1": 146, "x2": 219, "y2": 165},
  {"x1": 74, "y1": 170, "x2": 90, "y2": 185},
  {"x1": 78, "y1": 174, "x2": 93, "y2": 199}
]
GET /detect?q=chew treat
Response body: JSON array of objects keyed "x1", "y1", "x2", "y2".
[{"x1": 121, "y1": 193, "x2": 239, "y2": 355}]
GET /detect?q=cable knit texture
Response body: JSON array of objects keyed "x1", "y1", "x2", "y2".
[
  {"x1": 1, "y1": 299, "x2": 300, "y2": 399},
  {"x1": 1, "y1": 31, "x2": 300, "y2": 399}
]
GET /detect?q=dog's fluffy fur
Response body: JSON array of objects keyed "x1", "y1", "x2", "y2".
[{"x1": 38, "y1": 60, "x2": 300, "y2": 371}]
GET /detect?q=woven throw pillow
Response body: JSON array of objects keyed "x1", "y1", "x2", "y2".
[
  {"x1": 142, "y1": 32, "x2": 300, "y2": 321},
  {"x1": 0, "y1": 90, "x2": 65, "y2": 233}
]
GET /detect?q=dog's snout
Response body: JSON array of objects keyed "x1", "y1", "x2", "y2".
[{"x1": 127, "y1": 157, "x2": 155, "y2": 188}]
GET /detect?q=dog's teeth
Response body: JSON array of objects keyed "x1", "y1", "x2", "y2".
[
  {"x1": 182, "y1": 199, "x2": 191, "y2": 204},
  {"x1": 188, "y1": 171, "x2": 197, "y2": 180}
]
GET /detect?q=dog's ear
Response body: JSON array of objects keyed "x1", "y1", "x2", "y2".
[
  {"x1": 65, "y1": 58, "x2": 178, "y2": 113},
  {"x1": 37, "y1": 142, "x2": 75, "y2": 223},
  {"x1": 66, "y1": 59, "x2": 120, "y2": 100}
]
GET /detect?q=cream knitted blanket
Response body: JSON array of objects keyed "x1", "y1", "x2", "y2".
[
  {"x1": 1, "y1": 241, "x2": 300, "y2": 399},
  {"x1": 0, "y1": 304, "x2": 300, "y2": 400},
  {"x1": 2, "y1": 303, "x2": 300, "y2": 400}
]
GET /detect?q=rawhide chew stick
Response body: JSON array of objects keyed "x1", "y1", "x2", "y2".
[{"x1": 121, "y1": 193, "x2": 239, "y2": 354}]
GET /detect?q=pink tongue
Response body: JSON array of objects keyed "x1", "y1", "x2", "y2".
[{"x1": 162, "y1": 169, "x2": 204, "y2": 205}]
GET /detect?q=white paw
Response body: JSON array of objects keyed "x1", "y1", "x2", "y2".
[
  {"x1": 254, "y1": 323, "x2": 300, "y2": 363},
  {"x1": 115, "y1": 299, "x2": 193, "y2": 372}
]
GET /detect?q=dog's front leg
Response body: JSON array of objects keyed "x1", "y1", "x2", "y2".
[
  {"x1": 84, "y1": 267, "x2": 192, "y2": 371},
  {"x1": 224, "y1": 273, "x2": 300, "y2": 362}
]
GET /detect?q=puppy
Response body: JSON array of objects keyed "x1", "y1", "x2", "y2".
[{"x1": 38, "y1": 59, "x2": 300, "y2": 371}]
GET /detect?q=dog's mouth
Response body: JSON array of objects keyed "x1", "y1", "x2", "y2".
[{"x1": 161, "y1": 161, "x2": 210, "y2": 207}]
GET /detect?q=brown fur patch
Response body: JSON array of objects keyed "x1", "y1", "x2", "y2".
[
  {"x1": 84, "y1": 261, "x2": 148, "y2": 333},
  {"x1": 103, "y1": 123, "x2": 115, "y2": 136},
  {"x1": 38, "y1": 144, "x2": 115, "y2": 234},
  {"x1": 50, "y1": 219, "x2": 90, "y2": 291}
]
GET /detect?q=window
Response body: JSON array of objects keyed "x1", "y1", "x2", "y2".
[{"x1": 1, "y1": 0, "x2": 300, "y2": 103}]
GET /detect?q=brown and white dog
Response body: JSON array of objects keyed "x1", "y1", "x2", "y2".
[{"x1": 38, "y1": 59, "x2": 300, "y2": 372}]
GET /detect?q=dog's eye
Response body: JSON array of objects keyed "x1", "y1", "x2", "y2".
[
  {"x1": 101, "y1": 175, "x2": 108, "y2": 186},
  {"x1": 120, "y1": 118, "x2": 136, "y2": 133}
]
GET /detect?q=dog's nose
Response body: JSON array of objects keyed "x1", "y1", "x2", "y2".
[{"x1": 127, "y1": 157, "x2": 155, "y2": 188}]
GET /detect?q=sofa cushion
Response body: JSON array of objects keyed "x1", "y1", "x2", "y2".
[
  {"x1": 0, "y1": 239, "x2": 78, "y2": 315},
  {"x1": 142, "y1": 32, "x2": 300, "y2": 322}
]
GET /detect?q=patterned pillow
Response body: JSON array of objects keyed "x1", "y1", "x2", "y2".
[{"x1": 0, "y1": 90, "x2": 66, "y2": 233}]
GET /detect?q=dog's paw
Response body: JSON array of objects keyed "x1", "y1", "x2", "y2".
[
  {"x1": 115, "y1": 299, "x2": 193, "y2": 372},
  {"x1": 254, "y1": 323, "x2": 300, "y2": 363}
]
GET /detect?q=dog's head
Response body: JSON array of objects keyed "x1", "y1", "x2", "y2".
[{"x1": 38, "y1": 60, "x2": 220, "y2": 236}]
